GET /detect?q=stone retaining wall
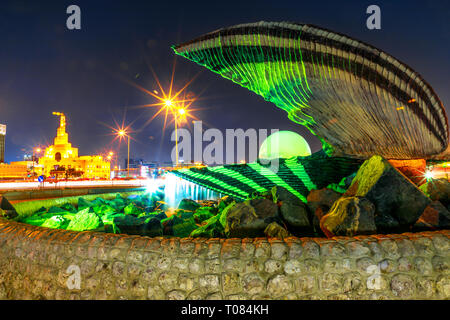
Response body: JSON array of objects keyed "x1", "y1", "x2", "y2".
[{"x1": 0, "y1": 218, "x2": 448, "y2": 300}]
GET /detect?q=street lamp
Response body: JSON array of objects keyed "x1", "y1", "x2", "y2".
[
  {"x1": 117, "y1": 130, "x2": 130, "y2": 177},
  {"x1": 32, "y1": 147, "x2": 42, "y2": 179},
  {"x1": 174, "y1": 107, "x2": 186, "y2": 167}
]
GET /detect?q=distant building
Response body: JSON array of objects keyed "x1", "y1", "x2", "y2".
[
  {"x1": 124, "y1": 158, "x2": 159, "y2": 178},
  {"x1": 38, "y1": 112, "x2": 110, "y2": 179},
  {"x1": 0, "y1": 124, "x2": 6, "y2": 163},
  {"x1": 0, "y1": 162, "x2": 28, "y2": 179}
]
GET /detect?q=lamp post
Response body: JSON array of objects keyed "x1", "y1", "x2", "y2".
[
  {"x1": 164, "y1": 99, "x2": 186, "y2": 168},
  {"x1": 118, "y1": 130, "x2": 130, "y2": 177},
  {"x1": 174, "y1": 107, "x2": 186, "y2": 167},
  {"x1": 32, "y1": 147, "x2": 42, "y2": 179}
]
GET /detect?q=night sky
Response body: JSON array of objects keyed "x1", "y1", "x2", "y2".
[{"x1": 0, "y1": 0, "x2": 449, "y2": 164}]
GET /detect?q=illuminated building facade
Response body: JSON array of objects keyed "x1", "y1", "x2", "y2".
[
  {"x1": 38, "y1": 112, "x2": 110, "y2": 179},
  {"x1": 0, "y1": 124, "x2": 6, "y2": 163}
]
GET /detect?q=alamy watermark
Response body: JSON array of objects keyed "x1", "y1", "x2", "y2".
[
  {"x1": 366, "y1": 5, "x2": 381, "y2": 30},
  {"x1": 66, "y1": 264, "x2": 81, "y2": 290}
]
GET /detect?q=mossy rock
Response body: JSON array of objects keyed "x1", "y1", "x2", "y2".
[
  {"x1": 66, "y1": 208, "x2": 103, "y2": 231},
  {"x1": 124, "y1": 203, "x2": 143, "y2": 215},
  {"x1": 41, "y1": 215, "x2": 69, "y2": 229}
]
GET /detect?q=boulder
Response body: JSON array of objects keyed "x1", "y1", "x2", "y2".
[
  {"x1": 190, "y1": 214, "x2": 224, "y2": 238},
  {"x1": 345, "y1": 155, "x2": 431, "y2": 226},
  {"x1": 67, "y1": 208, "x2": 103, "y2": 231},
  {"x1": 178, "y1": 199, "x2": 201, "y2": 212},
  {"x1": 339, "y1": 172, "x2": 357, "y2": 190},
  {"x1": 279, "y1": 201, "x2": 312, "y2": 234},
  {"x1": 307, "y1": 188, "x2": 342, "y2": 214},
  {"x1": 124, "y1": 203, "x2": 143, "y2": 216},
  {"x1": 264, "y1": 222, "x2": 291, "y2": 239},
  {"x1": 113, "y1": 215, "x2": 163, "y2": 237},
  {"x1": 375, "y1": 212, "x2": 400, "y2": 233},
  {"x1": 217, "y1": 196, "x2": 235, "y2": 211},
  {"x1": 273, "y1": 186, "x2": 302, "y2": 206},
  {"x1": 419, "y1": 179, "x2": 450, "y2": 207},
  {"x1": 320, "y1": 196, "x2": 377, "y2": 237},
  {"x1": 161, "y1": 215, "x2": 185, "y2": 235},
  {"x1": 0, "y1": 208, "x2": 18, "y2": 219},
  {"x1": 307, "y1": 188, "x2": 342, "y2": 233},
  {"x1": 193, "y1": 206, "x2": 215, "y2": 223},
  {"x1": 312, "y1": 205, "x2": 328, "y2": 235},
  {"x1": 172, "y1": 217, "x2": 198, "y2": 237},
  {"x1": 77, "y1": 197, "x2": 93, "y2": 209},
  {"x1": 225, "y1": 199, "x2": 279, "y2": 238},
  {"x1": 414, "y1": 201, "x2": 450, "y2": 230}
]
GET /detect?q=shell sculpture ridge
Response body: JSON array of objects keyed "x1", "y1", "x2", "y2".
[{"x1": 173, "y1": 21, "x2": 448, "y2": 160}]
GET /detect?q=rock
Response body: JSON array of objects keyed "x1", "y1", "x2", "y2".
[
  {"x1": 178, "y1": 199, "x2": 200, "y2": 211},
  {"x1": 161, "y1": 215, "x2": 184, "y2": 235},
  {"x1": 77, "y1": 197, "x2": 93, "y2": 209},
  {"x1": 124, "y1": 203, "x2": 143, "y2": 216},
  {"x1": 217, "y1": 196, "x2": 235, "y2": 211},
  {"x1": 273, "y1": 186, "x2": 302, "y2": 206},
  {"x1": 345, "y1": 155, "x2": 431, "y2": 226},
  {"x1": 172, "y1": 218, "x2": 198, "y2": 237},
  {"x1": 0, "y1": 208, "x2": 18, "y2": 219},
  {"x1": 312, "y1": 206, "x2": 328, "y2": 235},
  {"x1": 113, "y1": 215, "x2": 162, "y2": 237},
  {"x1": 93, "y1": 204, "x2": 116, "y2": 216},
  {"x1": 141, "y1": 217, "x2": 164, "y2": 237},
  {"x1": 60, "y1": 203, "x2": 77, "y2": 213},
  {"x1": 264, "y1": 222, "x2": 291, "y2": 239},
  {"x1": 340, "y1": 172, "x2": 357, "y2": 190},
  {"x1": 250, "y1": 198, "x2": 279, "y2": 218},
  {"x1": 375, "y1": 213, "x2": 400, "y2": 233},
  {"x1": 225, "y1": 199, "x2": 279, "y2": 238},
  {"x1": 193, "y1": 206, "x2": 215, "y2": 223},
  {"x1": 420, "y1": 179, "x2": 450, "y2": 207},
  {"x1": 197, "y1": 200, "x2": 218, "y2": 208},
  {"x1": 67, "y1": 208, "x2": 103, "y2": 231},
  {"x1": 307, "y1": 188, "x2": 342, "y2": 233},
  {"x1": 41, "y1": 215, "x2": 69, "y2": 229},
  {"x1": 307, "y1": 188, "x2": 342, "y2": 214},
  {"x1": 320, "y1": 196, "x2": 376, "y2": 237},
  {"x1": 280, "y1": 201, "x2": 312, "y2": 233},
  {"x1": 190, "y1": 214, "x2": 225, "y2": 238},
  {"x1": 414, "y1": 201, "x2": 450, "y2": 230}
]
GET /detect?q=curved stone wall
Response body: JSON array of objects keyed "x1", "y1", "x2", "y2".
[{"x1": 0, "y1": 218, "x2": 448, "y2": 300}]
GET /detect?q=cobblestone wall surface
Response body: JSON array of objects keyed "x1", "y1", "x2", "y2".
[{"x1": 0, "y1": 218, "x2": 448, "y2": 300}]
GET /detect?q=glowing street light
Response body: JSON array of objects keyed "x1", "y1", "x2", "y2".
[{"x1": 116, "y1": 128, "x2": 131, "y2": 176}]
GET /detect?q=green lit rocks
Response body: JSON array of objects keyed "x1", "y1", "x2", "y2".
[
  {"x1": 178, "y1": 199, "x2": 201, "y2": 212},
  {"x1": 66, "y1": 208, "x2": 103, "y2": 231},
  {"x1": 41, "y1": 215, "x2": 69, "y2": 229},
  {"x1": 111, "y1": 215, "x2": 163, "y2": 237},
  {"x1": 173, "y1": 21, "x2": 448, "y2": 160},
  {"x1": 320, "y1": 197, "x2": 377, "y2": 237},
  {"x1": 345, "y1": 155, "x2": 431, "y2": 230}
]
